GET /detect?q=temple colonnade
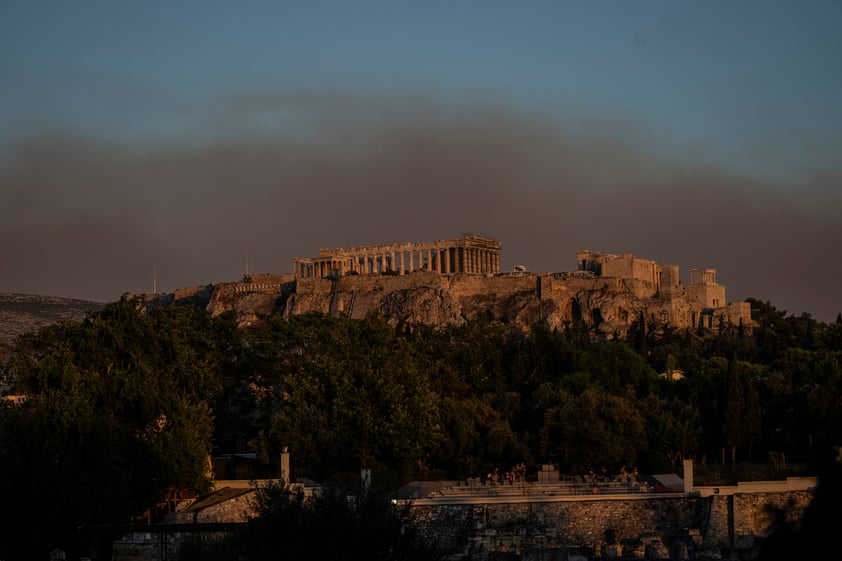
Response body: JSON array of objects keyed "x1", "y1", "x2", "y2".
[{"x1": 294, "y1": 235, "x2": 501, "y2": 279}]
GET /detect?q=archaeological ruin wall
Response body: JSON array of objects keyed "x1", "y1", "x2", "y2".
[
  {"x1": 572, "y1": 250, "x2": 750, "y2": 330},
  {"x1": 138, "y1": 237, "x2": 753, "y2": 335}
]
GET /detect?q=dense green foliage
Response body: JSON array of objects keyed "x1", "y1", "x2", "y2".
[
  {"x1": 250, "y1": 314, "x2": 441, "y2": 480},
  {"x1": 1, "y1": 294, "x2": 841, "y2": 558},
  {"x1": 229, "y1": 302, "x2": 842, "y2": 481},
  {"x1": 0, "y1": 297, "x2": 240, "y2": 560}
]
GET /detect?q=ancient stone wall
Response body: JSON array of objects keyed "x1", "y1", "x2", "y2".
[
  {"x1": 112, "y1": 531, "x2": 162, "y2": 561},
  {"x1": 140, "y1": 249, "x2": 753, "y2": 336},
  {"x1": 173, "y1": 284, "x2": 214, "y2": 302},
  {"x1": 193, "y1": 491, "x2": 255, "y2": 523},
  {"x1": 221, "y1": 267, "x2": 752, "y2": 336},
  {"x1": 112, "y1": 489, "x2": 813, "y2": 561},
  {"x1": 733, "y1": 491, "x2": 813, "y2": 549},
  {"x1": 411, "y1": 496, "x2": 703, "y2": 558},
  {"x1": 686, "y1": 282, "x2": 727, "y2": 310},
  {"x1": 410, "y1": 490, "x2": 812, "y2": 559}
]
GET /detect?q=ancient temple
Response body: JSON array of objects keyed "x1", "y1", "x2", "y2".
[{"x1": 294, "y1": 234, "x2": 501, "y2": 279}]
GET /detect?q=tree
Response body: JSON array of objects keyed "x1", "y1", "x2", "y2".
[
  {"x1": 576, "y1": 340, "x2": 659, "y2": 396},
  {"x1": 540, "y1": 389, "x2": 646, "y2": 472},
  {"x1": 723, "y1": 356, "x2": 762, "y2": 464},
  {"x1": 643, "y1": 395, "x2": 702, "y2": 471},
  {"x1": 177, "y1": 481, "x2": 439, "y2": 561},
  {"x1": 265, "y1": 314, "x2": 442, "y2": 479},
  {"x1": 433, "y1": 395, "x2": 525, "y2": 476},
  {"x1": 0, "y1": 297, "x2": 235, "y2": 559}
]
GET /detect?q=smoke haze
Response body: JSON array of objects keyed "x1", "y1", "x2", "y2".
[{"x1": 1, "y1": 98, "x2": 840, "y2": 321}]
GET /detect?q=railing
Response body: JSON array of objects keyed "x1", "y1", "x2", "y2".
[
  {"x1": 691, "y1": 462, "x2": 812, "y2": 486},
  {"x1": 427, "y1": 478, "x2": 650, "y2": 500}
]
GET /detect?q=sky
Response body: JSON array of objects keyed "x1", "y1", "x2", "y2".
[{"x1": 1, "y1": 1, "x2": 841, "y2": 321}]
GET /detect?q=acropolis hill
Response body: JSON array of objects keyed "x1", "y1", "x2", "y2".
[{"x1": 142, "y1": 234, "x2": 752, "y2": 335}]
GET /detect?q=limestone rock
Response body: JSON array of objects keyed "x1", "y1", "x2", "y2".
[{"x1": 139, "y1": 264, "x2": 750, "y2": 337}]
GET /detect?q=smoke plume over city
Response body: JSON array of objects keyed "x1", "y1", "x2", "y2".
[{"x1": 1, "y1": 98, "x2": 840, "y2": 321}]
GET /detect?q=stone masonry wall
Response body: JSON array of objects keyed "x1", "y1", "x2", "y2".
[
  {"x1": 733, "y1": 491, "x2": 813, "y2": 549},
  {"x1": 113, "y1": 490, "x2": 812, "y2": 561},
  {"x1": 194, "y1": 491, "x2": 255, "y2": 523},
  {"x1": 287, "y1": 272, "x2": 671, "y2": 334},
  {"x1": 410, "y1": 491, "x2": 813, "y2": 559},
  {"x1": 142, "y1": 261, "x2": 752, "y2": 336},
  {"x1": 411, "y1": 497, "x2": 703, "y2": 558}
]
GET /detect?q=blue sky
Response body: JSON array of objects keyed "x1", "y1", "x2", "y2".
[
  {"x1": 1, "y1": 1, "x2": 841, "y2": 319},
  {"x1": 3, "y1": 1, "x2": 841, "y2": 179}
]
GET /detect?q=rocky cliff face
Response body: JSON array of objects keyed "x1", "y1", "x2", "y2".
[
  {"x1": 288, "y1": 272, "x2": 552, "y2": 327},
  {"x1": 143, "y1": 270, "x2": 719, "y2": 337},
  {"x1": 143, "y1": 274, "x2": 296, "y2": 327}
]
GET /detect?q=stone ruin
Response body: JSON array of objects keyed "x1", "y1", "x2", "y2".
[
  {"x1": 142, "y1": 235, "x2": 753, "y2": 336},
  {"x1": 574, "y1": 249, "x2": 750, "y2": 331},
  {"x1": 286, "y1": 238, "x2": 752, "y2": 334},
  {"x1": 293, "y1": 233, "x2": 502, "y2": 278}
]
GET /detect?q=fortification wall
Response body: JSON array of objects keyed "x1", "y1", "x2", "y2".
[
  {"x1": 733, "y1": 491, "x2": 813, "y2": 548},
  {"x1": 173, "y1": 284, "x2": 214, "y2": 302},
  {"x1": 202, "y1": 276, "x2": 294, "y2": 326},
  {"x1": 111, "y1": 489, "x2": 812, "y2": 561},
  {"x1": 687, "y1": 282, "x2": 727, "y2": 309},
  {"x1": 409, "y1": 490, "x2": 812, "y2": 559},
  {"x1": 287, "y1": 272, "x2": 547, "y2": 327},
  {"x1": 142, "y1": 258, "x2": 751, "y2": 335},
  {"x1": 601, "y1": 256, "x2": 659, "y2": 285},
  {"x1": 411, "y1": 496, "x2": 702, "y2": 556},
  {"x1": 283, "y1": 270, "x2": 744, "y2": 334}
]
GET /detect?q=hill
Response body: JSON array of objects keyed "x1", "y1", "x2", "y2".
[
  {"x1": 0, "y1": 293, "x2": 105, "y2": 344},
  {"x1": 141, "y1": 266, "x2": 751, "y2": 337}
]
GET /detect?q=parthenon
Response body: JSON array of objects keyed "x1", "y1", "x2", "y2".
[
  {"x1": 294, "y1": 234, "x2": 501, "y2": 279},
  {"x1": 141, "y1": 236, "x2": 753, "y2": 335}
]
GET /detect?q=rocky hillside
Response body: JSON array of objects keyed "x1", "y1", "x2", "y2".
[
  {"x1": 0, "y1": 293, "x2": 105, "y2": 345},
  {"x1": 285, "y1": 271, "x2": 665, "y2": 335},
  {"x1": 141, "y1": 270, "x2": 731, "y2": 336}
]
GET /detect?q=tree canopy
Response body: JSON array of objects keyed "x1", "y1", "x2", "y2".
[
  {"x1": 0, "y1": 297, "x2": 239, "y2": 560},
  {"x1": 2, "y1": 295, "x2": 841, "y2": 558}
]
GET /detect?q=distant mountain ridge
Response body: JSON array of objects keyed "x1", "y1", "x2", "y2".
[{"x1": 0, "y1": 293, "x2": 105, "y2": 344}]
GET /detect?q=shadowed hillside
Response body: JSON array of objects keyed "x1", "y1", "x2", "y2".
[{"x1": 0, "y1": 293, "x2": 104, "y2": 344}]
